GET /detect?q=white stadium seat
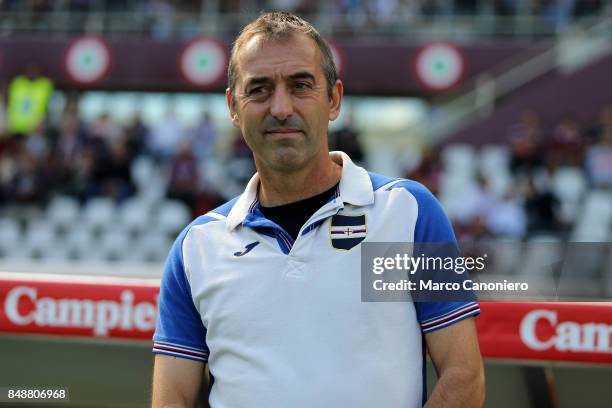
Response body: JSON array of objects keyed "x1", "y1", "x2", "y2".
[
  {"x1": 131, "y1": 156, "x2": 156, "y2": 190},
  {"x1": 479, "y1": 145, "x2": 510, "y2": 174},
  {"x1": 82, "y1": 197, "x2": 116, "y2": 230},
  {"x1": 581, "y1": 190, "x2": 612, "y2": 224},
  {"x1": 23, "y1": 220, "x2": 57, "y2": 259},
  {"x1": 552, "y1": 167, "x2": 587, "y2": 222},
  {"x1": 46, "y1": 195, "x2": 80, "y2": 229},
  {"x1": 518, "y1": 236, "x2": 563, "y2": 277},
  {"x1": 0, "y1": 218, "x2": 22, "y2": 256},
  {"x1": 490, "y1": 240, "x2": 524, "y2": 276},
  {"x1": 65, "y1": 225, "x2": 96, "y2": 260},
  {"x1": 119, "y1": 198, "x2": 152, "y2": 233},
  {"x1": 156, "y1": 200, "x2": 191, "y2": 235},
  {"x1": 442, "y1": 144, "x2": 476, "y2": 175},
  {"x1": 571, "y1": 223, "x2": 611, "y2": 242},
  {"x1": 124, "y1": 231, "x2": 172, "y2": 262},
  {"x1": 98, "y1": 228, "x2": 131, "y2": 261}
]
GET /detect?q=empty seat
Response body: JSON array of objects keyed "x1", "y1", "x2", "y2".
[
  {"x1": 65, "y1": 226, "x2": 96, "y2": 259},
  {"x1": 485, "y1": 171, "x2": 512, "y2": 198},
  {"x1": 571, "y1": 223, "x2": 610, "y2": 242},
  {"x1": 46, "y1": 195, "x2": 80, "y2": 229},
  {"x1": 39, "y1": 244, "x2": 73, "y2": 261},
  {"x1": 82, "y1": 197, "x2": 116, "y2": 230},
  {"x1": 489, "y1": 241, "x2": 524, "y2": 276},
  {"x1": 23, "y1": 220, "x2": 57, "y2": 259},
  {"x1": 131, "y1": 156, "x2": 156, "y2": 191},
  {"x1": 156, "y1": 200, "x2": 191, "y2": 235},
  {"x1": 0, "y1": 218, "x2": 21, "y2": 255},
  {"x1": 518, "y1": 236, "x2": 563, "y2": 277},
  {"x1": 581, "y1": 190, "x2": 612, "y2": 224},
  {"x1": 139, "y1": 177, "x2": 167, "y2": 206},
  {"x1": 442, "y1": 144, "x2": 476, "y2": 175},
  {"x1": 98, "y1": 228, "x2": 131, "y2": 261},
  {"x1": 124, "y1": 231, "x2": 172, "y2": 262},
  {"x1": 479, "y1": 145, "x2": 510, "y2": 174},
  {"x1": 118, "y1": 198, "x2": 152, "y2": 232},
  {"x1": 553, "y1": 167, "x2": 586, "y2": 202},
  {"x1": 552, "y1": 167, "x2": 587, "y2": 222}
]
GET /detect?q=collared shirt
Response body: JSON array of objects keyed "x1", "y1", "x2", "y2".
[{"x1": 153, "y1": 151, "x2": 480, "y2": 408}]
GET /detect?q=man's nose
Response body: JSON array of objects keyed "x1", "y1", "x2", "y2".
[{"x1": 269, "y1": 86, "x2": 293, "y2": 121}]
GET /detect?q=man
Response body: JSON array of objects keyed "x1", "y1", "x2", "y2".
[{"x1": 152, "y1": 12, "x2": 484, "y2": 408}]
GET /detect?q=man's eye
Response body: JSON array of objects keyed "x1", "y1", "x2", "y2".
[
  {"x1": 294, "y1": 82, "x2": 312, "y2": 90},
  {"x1": 248, "y1": 87, "x2": 268, "y2": 96}
]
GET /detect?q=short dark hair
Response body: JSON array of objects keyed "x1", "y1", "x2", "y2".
[{"x1": 227, "y1": 11, "x2": 337, "y2": 99}]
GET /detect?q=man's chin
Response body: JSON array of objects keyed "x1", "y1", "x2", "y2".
[{"x1": 266, "y1": 149, "x2": 308, "y2": 172}]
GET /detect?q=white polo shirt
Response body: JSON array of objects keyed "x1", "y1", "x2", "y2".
[{"x1": 153, "y1": 152, "x2": 480, "y2": 408}]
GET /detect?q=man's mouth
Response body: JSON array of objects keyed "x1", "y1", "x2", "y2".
[{"x1": 265, "y1": 129, "x2": 303, "y2": 137}]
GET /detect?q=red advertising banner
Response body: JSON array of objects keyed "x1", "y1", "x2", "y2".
[
  {"x1": 0, "y1": 273, "x2": 159, "y2": 340},
  {"x1": 1, "y1": 273, "x2": 611, "y2": 365},
  {"x1": 476, "y1": 302, "x2": 612, "y2": 365}
]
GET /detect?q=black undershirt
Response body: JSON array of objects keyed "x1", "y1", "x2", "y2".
[{"x1": 260, "y1": 183, "x2": 339, "y2": 241}]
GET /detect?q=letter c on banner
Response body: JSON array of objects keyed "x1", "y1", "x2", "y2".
[
  {"x1": 5, "y1": 286, "x2": 36, "y2": 325},
  {"x1": 520, "y1": 309, "x2": 557, "y2": 351}
]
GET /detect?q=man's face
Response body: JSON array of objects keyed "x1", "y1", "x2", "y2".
[{"x1": 227, "y1": 33, "x2": 342, "y2": 173}]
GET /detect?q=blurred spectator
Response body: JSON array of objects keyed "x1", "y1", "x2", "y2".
[
  {"x1": 125, "y1": 111, "x2": 151, "y2": 159},
  {"x1": 51, "y1": 113, "x2": 87, "y2": 191},
  {"x1": 68, "y1": 145, "x2": 97, "y2": 201},
  {"x1": 486, "y1": 189, "x2": 527, "y2": 238},
  {"x1": 167, "y1": 140, "x2": 199, "y2": 211},
  {"x1": 587, "y1": 104, "x2": 612, "y2": 143},
  {"x1": 266, "y1": 0, "x2": 303, "y2": 12},
  {"x1": 454, "y1": 175, "x2": 497, "y2": 226},
  {"x1": 191, "y1": 111, "x2": 218, "y2": 160},
  {"x1": 339, "y1": 0, "x2": 368, "y2": 31},
  {"x1": 405, "y1": 147, "x2": 443, "y2": 196},
  {"x1": 195, "y1": 189, "x2": 225, "y2": 216},
  {"x1": 6, "y1": 150, "x2": 50, "y2": 205},
  {"x1": 367, "y1": 0, "x2": 401, "y2": 26},
  {"x1": 547, "y1": 114, "x2": 585, "y2": 168},
  {"x1": 542, "y1": 0, "x2": 577, "y2": 30},
  {"x1": 144, "y1": 0, "x2": 175, "y2": 39},
  {"x1": 523, "y1": 176, "x2": 564, "y2": 237},
  {"x1": 0, "y1": 143, "x2": 18, "y2": 205},
  {"x1": 231, "y1": 132, "x2": 253, "y2": 159},
  {"x1": 6, "y1": 64, "x2": 53, "y2": 137},
  {"x1": 508, "y1": 110, "x2": 543, "y2": 174},
  {"x1": 95, "y1": 140, "x2": 135, "y2": 202},
  {"x1": 90, "y1": 112, "x2": 122, "y2": 146},
  {"x1": 24, "y1": 120, "x2": 50, "y2": 161},
  {"x1": 149, "y1": 107, "x2": 185, "y2": 161},
  {"x1": 585, "y1": 126, "x2": 612, "y2": 189},
  {"x1": 0, "y1": 83, "x2": 7, "y2": 139},
  {"x1": 329, "y1": 110, "x2": 364, "y2": 164},
  {"x1": 573, "y1": 0, "x2": 603, "y2": 17}
]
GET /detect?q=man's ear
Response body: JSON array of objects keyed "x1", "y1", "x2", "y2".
[
  {"x1": 328, "y1": 79, "x2": 343, "y2": 121},
  {"x1": 226, "y1": 88, "x2": 240, "y2": 129}
]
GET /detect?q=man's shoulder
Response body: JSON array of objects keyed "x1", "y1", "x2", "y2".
[
  {"x1": 204, "y1": 196, "x2": 241, "y2": 220},
  {"x1": 368, "y1": 171, "x2": 436, "y2": 203},
  {"x1": 176, "y1": 196, "x2": 240, "y2": 242}
]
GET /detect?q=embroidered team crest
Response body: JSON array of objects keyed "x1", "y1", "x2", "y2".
[{"x1": 330, "y1": 213, "x2": 367, "y2": 250}]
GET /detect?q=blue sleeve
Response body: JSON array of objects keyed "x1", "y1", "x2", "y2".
[
  {"x1": 153, "y1": 228, "x2": 209, "y2": 362},
  {"x1": 397, "y1": 181, "x2": 480, "y2": 333}
]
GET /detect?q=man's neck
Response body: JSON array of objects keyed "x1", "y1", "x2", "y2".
[{"x1": 256, "y1": 153, "x2": 342, "y2": 207}]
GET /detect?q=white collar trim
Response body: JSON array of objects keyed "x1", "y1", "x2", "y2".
[{"x1": 226, "y1": 151, "x2": 373, "y2": 231}]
